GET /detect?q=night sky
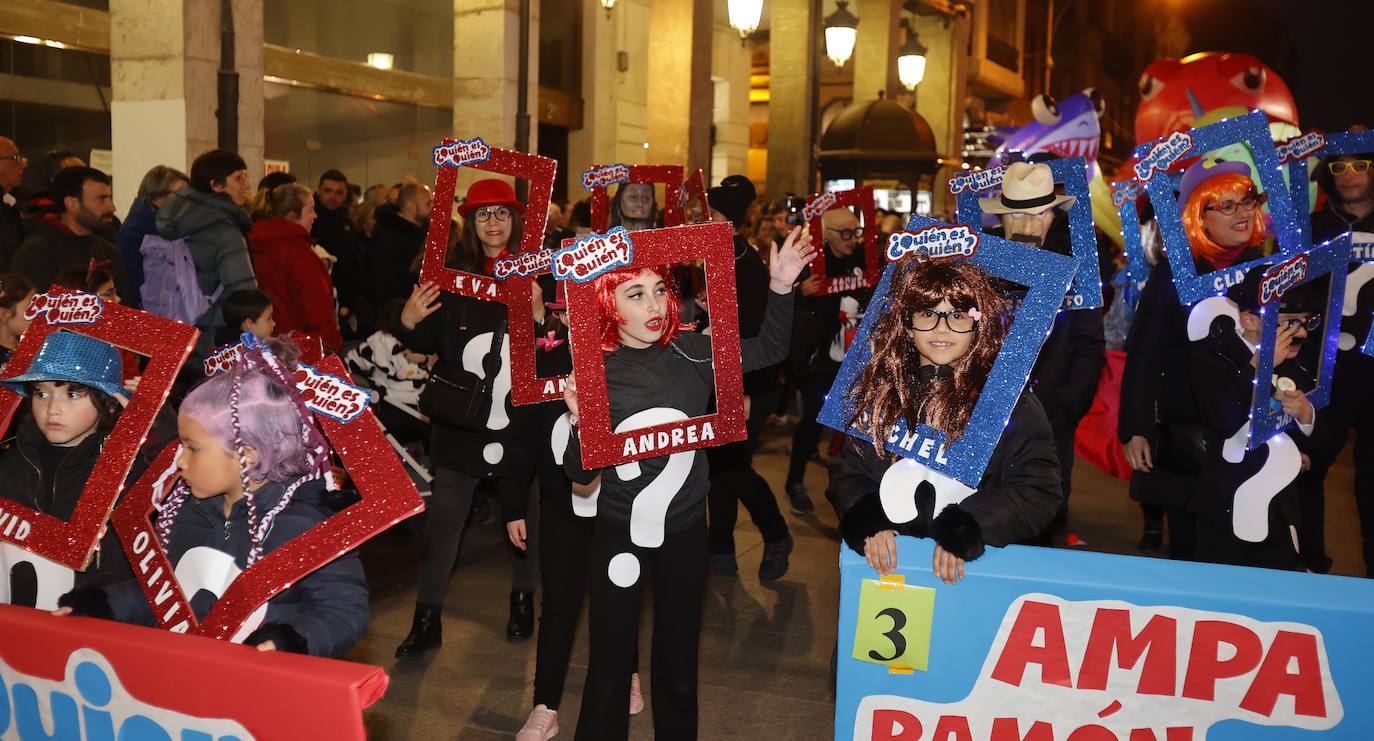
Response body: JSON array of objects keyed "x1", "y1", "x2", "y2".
[{"x1": 1178, "y1": 0, "x2": 1374, "y2": 132}]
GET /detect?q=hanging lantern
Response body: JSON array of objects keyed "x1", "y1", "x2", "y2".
[
  {"x1": 896, "y1": 22, "x2": 927, "y2": 90},
  {"x1": 824, "y1": 0, "x2": 859, "y2": 69},
  {"x1": 600, "y1": 0, "x2": 617, "y2": 18},
  {"x1": 727, "y1": 0, "x2": 765, "y2": 42}
]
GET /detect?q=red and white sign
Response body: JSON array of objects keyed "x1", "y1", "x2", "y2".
[
  {"x1": 588, "y1": 164, "x2": 691, "y2": 232},
  {"x1": 24, "y1": 290, "x2": 104, "y2": 325},
  {"x1": 806, "y1": 187, "x2": 882, "y2": 296},
  {"x1": 553, "y1": 227, "x2": 634, "y2": 282}
]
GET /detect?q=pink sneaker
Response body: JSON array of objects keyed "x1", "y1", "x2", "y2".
[
  {"x1": 517, "y1": 704, "x2": 558, "y2": 740},
  {"x1": 629, "y1": 672, "x2": 645, "y2": 715}
]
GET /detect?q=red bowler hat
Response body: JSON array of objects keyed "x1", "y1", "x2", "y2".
[{"x1": 458, "y1": 178, "x2": 524, "y2": 217}]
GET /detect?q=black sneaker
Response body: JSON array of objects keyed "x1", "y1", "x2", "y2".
[
  {"x1": 708, "y1": 552, "x2": 739, "y2": 576},
  {"x1": 759, "y1": 536, "x2": 793, "y2": 581},
  {"x1": 1137, "y1": 526, "x2": 1164, "y2": 552},
  {"x1": 785, "y1": 483, "x2": 814, "y2": 515}
]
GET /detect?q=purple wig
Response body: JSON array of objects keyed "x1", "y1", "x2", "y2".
[{"x1": 179, "y1": 366, "x2": 314, "y2": 484}]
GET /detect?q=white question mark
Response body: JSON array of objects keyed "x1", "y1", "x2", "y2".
[
  {"x1": 552, "y1": 412, "x2": 600, "y2": 518},
  {"x1": 461, "y1": 331, "x2": 513, "y2": 464},
  {"x1": 0, "y1": 543, "x2": 75, "y2": 610},
  {"x1": 878, "y1": 458, "x2": 975, "y2": 526},
  {"x1": 606, "y1": 407, "x2": 694, "y2": 588},
  {"x1": 174, "y1": 545, "x2": 269, "y2": 642},
  {"x1": 1187, "y1": 296, "x2": 1244, "y2": 343},
  {"x1": 1339, "y1": 263, "x2": 1374, "y2": 351},
  {"x1": 1221, "y1": 425, "x2": 1301, "y2": 543}
]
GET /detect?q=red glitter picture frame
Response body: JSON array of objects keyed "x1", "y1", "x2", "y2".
[
  {"x1": 0, "y1": 289, "x2": 196, "y2": 570},
  {"x1": 419, "y1": 139, "x2": 558, "y2": 302},
  {"x1": 805, "y1": 186, "x2": 881, "y2": 295},
  {"x1": 109, "y1": 355, "x2": 425, "y2": 640},
  {"x1": 589, "y1": 164, "x2": 688, "y2": 232},
  {"x1": 504, "y1": 240, "x2": 571, "y2": 406},
  {"x1": 679, "y1": 168, "x2": 712, "y2": 224},
  {"x1": 564, "y1": 221, "x2": 746, "y2": 469}
]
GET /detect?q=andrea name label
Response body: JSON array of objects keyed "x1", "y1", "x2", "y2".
[{"x1": 621, "y1": 420, "x2": 716, "y2": 457}]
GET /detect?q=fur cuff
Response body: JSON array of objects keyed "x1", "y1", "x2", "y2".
[
  {"x1": 244, "y1": 623, "x2": 310, "y2": 654},
  {"x1": 839, "y1": 493, "x2": 895, "y2": 555},
  {"x1": 57, "y1": 585, "x2": 113, "y2": 620},
  {"x1": 930, "y1": 504, "x2": 985, "y2": 561}
]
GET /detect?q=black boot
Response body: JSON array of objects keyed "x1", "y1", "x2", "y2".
[
  {"x1": 507, "y1": 591, "x2": 534, "y2": 641},
  {"x1": 395, "y1": 604, "x2": 443, "y2": 660}
]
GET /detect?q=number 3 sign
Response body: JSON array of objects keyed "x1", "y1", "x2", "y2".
[{"x1": 853, "y1": 575, "x2": 936, "y2": 673}]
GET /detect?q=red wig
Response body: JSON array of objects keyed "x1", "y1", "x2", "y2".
[
  {"x1": 1181, "y1": 172, "x2": 1266, "y2": 265},
  {"x1": 591, "y1": 265, "x2": 683, "y2": 352},
  {"x1": 847, "y1": 259, "x2": 1010, "y2": 451}
]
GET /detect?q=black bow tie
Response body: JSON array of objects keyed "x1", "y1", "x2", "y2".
[{"x1": 912, "y1": 363, "x2": 955, "y2": 385}]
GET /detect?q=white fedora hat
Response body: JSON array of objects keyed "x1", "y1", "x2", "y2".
[{"x1": 978, "y1": 161, "x2": 1077, "y2": 215}]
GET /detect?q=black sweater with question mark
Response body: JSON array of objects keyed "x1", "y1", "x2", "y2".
[{"x1": 564, "y1": 289, "x2": 793, "y2": 533}]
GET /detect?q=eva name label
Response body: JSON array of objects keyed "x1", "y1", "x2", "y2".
[
  {"x1": 493, "y1": 249, "x2": 555, "y2": 279},
  {"x1": 432, "y1": 137, "x2": 491, "y2": 168},
  {"x1": 292, "y1": 365, "x2": 368, "y2": 423},
  {"x1": 553, "y1": 227, "x2": 633, "y2": 282},
  {"x1": 580, "y1": 164, "x2": 631, "y2": 191},
  {"x1": 1277, "y1": 131, "x2": 1328, "y2": 164},
  {"x1": 23, "y1": 291, "x2": 103, "y2": 325},
  {"x1": 948, "y1": 167, "x2": 1006, "y2": 195},
  {"x1": 1134, "y1": 130, "x2": 1195, "y2": 180},
  {"x1": 1261, "y1": 254, "x2": 1309, "y2": 304},
  {"x1": 620, "y1": 420, "x2": 715, "y2": 458},
  {"x1": 803, "y1": 191, "x2": 838, "y2": 222},
  {"x1": 886, "y1": 225, "x2": 980, "y2": 261}
]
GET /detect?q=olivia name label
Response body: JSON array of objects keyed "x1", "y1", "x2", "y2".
[
  {"x1": 1260, "y1": 254, "x2": 1310, "y2": 304},
  {"x1": 580, "y1": 164, "x2": 632, "y2": 191},
  {"x1": 886, "y1": 225, "x2": 980, "y2": 261},
  {"x1": 432, "y1": 137, "x2": 491, "y2": 168},
  {"x1": 292, "y1": 364, "x2": 369, "y2": 423},
  {"x1": 493, "y1": 248, "x2": 555, "y2": 279},
  {"x1": 24, "y1": 291, "x2": 104, "y2": 325},
  {"x1": 553, "y1": 227, "x2": 633, "y2": 282},
  {"x1": 1134, "y1": 130, "x2": 1195, "y2": 181}
]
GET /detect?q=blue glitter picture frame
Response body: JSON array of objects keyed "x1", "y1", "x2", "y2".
[
  {"x1": 952, "y1": 156, "x2": 1102, "y2": 310},
  {"x1": 816, "y1": 215, "x2": 1079, "y2": 488},
  {"x1": 1245, "y1": 233, "x2": 1350, "y2": 450},
  {"x1": 1112, "y1": 179, "x2": 1151, "y2": 292},
  {"x1": 1282, "y1": 130, "x2": 1374, "y2": 245},
  {"x1": 1137, "y1": 110, "x2": 1305, "y2": 306}
]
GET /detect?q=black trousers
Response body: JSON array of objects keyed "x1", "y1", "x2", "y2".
[
  {"x1": 416, "y1": 467, "x2": 537, "y2": 607},
  {"x1": 531, "y1": 472, "x2": 594, "y2": 710},
  {"x1": 786, "y1": 370, "x2": 836, "y2": 488},
  {"x1": 1307, "y1": 351, "x2": 1374, "y2": 576},
  {"x1": 575, "y1": 517, "x2": 707, "y2": 741},
  {"x1": 707, "y1": 385, "x2": 789, "y2": 554}
]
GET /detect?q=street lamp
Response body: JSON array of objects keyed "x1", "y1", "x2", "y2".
[
  {"x1": 727, "y1": 0, "x2": 765, "y2": 42},
  {"x1": 599, "y1": 0, "x2": 616, "y2": 18},
  {"x1": 823, "y1": 1, "x2": 859, "y2": 69},
  {"x1": 896, "y1": 22, "x2": 927, "y2": 90}
]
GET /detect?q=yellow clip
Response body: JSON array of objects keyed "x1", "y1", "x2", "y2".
[
  {"x1": 879, "y1": 574, "x2": 906, "y2": 591},
  {"x1": 888, "y1": 663, "x2": 914, "y2": 675}
]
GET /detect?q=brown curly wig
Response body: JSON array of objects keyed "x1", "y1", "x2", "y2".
[{"x1": 847, "y1": 258, "x2": 1010, "y2": 452}]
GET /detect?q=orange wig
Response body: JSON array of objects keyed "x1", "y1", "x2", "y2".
[{"x1": 1180, "y1": 172, "x2": 1266, "y2": 264}]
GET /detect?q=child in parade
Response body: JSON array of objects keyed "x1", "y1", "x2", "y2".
[
  {"x1": 560, "y1": 225, "x2": 813, "y2": 740},
  {"x1": 57, "y1": 336, "x2": 369, "y2": 658},
  {"x1": 345, "y1": 299, "x2": 431, "y2": 451},
  {"x1": 218, "y1": 288, "x2": 276, "y2": 345},
  {"x1": 1190, "y1": 272, "x2": 1325, "y2": 570},
  {"x1": 0, "y1": 332, "x2": 133, "y2": 609},
  {"x1": 0, "y1": 272, "x2": 35, "y2": 370},
  {"x1": 832, "y1": 258, "x2": 1062, "y2": 583}
]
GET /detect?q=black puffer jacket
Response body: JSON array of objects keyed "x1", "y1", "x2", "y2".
[
  {"x1": 368, "y1": 205, "x2": 425, "y2": 312},
  {"x1": 832, "y1": 391, "x2": 1063, "y2": 561},
  {"x1": 312, "y1": 195, "x2": 373, "y2": 333}
]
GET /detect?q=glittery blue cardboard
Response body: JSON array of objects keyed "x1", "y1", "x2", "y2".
[
  {"x1": 1282, "y1": 130, "x2": 1374, "y2": 245},
  {"x1": 817, "y1": 215, "x2": 1079, "y2": 488},
  {"x1": 951, "y1": 156, "x2": 1102, "y2": 310},
  {"x1": 1365, "y1": 319, "x2": 1374, "y2": 357},
  {"x1": 1136, "y1": 110, "x2": 1305, "y2": 306},
  {"x1": 1246, "y1": 234, "x2": 1349, "y2": 450},
  {"x1": 1112, "y1": 179, "x2": 1150, "y2": 293}
]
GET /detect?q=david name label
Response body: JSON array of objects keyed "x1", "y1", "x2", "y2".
[
  {"x1": 24, "y1": 292, "x2": 103, "y2": 325},
  {"x1": 0, "y1": 503, "x2": 32, "y2": 541},
  {"x1": 433, "y1": 137, "x2": 491, "y2": 168},
  {"x1": 887, "y1": 225, "x2": 980, "y2": 261},
  {"x1": 1260, "y1": 254, "x2": 1309, "y2": 304},
  {"x1": 949, "y1": 166, "x2": 1007, "y2": 195},
  {"x1": 1134, "y1": 131, "x2": 1195, "y2": 181},
  {"x1": 293, "y1": 365, "x2": 368, "y2": 423},
  {"x1": 621, "y1": 421, "x2": 716, "y2": 457},
  {"x1": 553, "y1": 227, "x2": 633, "y2": 282}
]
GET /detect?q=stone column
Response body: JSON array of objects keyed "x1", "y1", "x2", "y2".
[
  {"x1": 912, "y1": 11, "x2": 970, "y2": 217},
  {"x1": 453, "y1": 0, "x2": 540, "y2": 192},
  {"x1": 852, "y1": 0, "x2": 901, "y2": 103},
  {"x1": 766, "y1": 0, "x2": 816, "y2": 197},
  {"x1": 645, "y1": 0, "x2": 713, "y2": 175},
  {"x1": 109, "y1": 0, "x2": 263, "y2": 213},
  {"x1": 567, "y1": 0, "x2": 652, "y2": 197},
  {"x1": 709, "y1": 2, "x2": 754, "y2": 184}
]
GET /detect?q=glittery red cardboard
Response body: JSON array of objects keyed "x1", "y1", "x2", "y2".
[
  {"x1": 679, "y1": 168, "x2": 713, "y2": 224},
  {"x1": 419, "y1": 138, "x2": 558, "y2": 302},
  {"x1": 589, "y1": 164, "x2": 688, "y2": 232},
  {"x1": 504, "y1": 239, "x2": 570, "y2": 406},
  {"x1": 564, "y1": 222, "x2": 746, "y2": 469},
  {"x1": 805, "y1": 186, "x2": 881, "y2": 295},
  {"x1": 109, "y1": 355, "x2": 425, "y2": 640},
  {"x1": 0, "y1": 288, "x2": 196, "y2": 570}
]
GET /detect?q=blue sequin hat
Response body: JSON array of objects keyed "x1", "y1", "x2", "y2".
[{"x1": 0, "y1": 331, "x2": 126, "y2": 398}]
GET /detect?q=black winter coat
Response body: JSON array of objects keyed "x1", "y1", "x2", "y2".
[
  {"x1": 0, "y1": 188, "x2": 23, "y2": 271},
  {"x1": 1312, "y1": 203, "x2": 1374, "y2": 353},
  {"x1": 101, "y1": 478, "x2": 369, "y2": 658},
  {"x1": 0, "y1": 422, "x2": 133, "y2": 606},
  {"x1": 832, "y1": 391, "x2": 1063, "y2": 561},
  {"x1": 11, "y1": 219, "x2": 130, "y2": 299},
  {"x1": 1031, "y1": 308, "x2": 1106, "y2": 438},
  {"x1": 368, "y1": 206, "x2": 425, "y2": 312},
  {"x1": 312, "y1": 196, "x2": 373, "y2": 332}
]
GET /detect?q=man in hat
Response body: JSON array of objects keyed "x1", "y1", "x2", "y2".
[{"x1": 980, "y1": 161, "x2": 1105, "y2": 545}]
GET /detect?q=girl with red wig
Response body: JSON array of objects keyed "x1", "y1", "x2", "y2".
[
  {"x1": 832, "y1": 258, "x2": 1062, "y2": 583},
  {"x1": 560, "y1": 226, "x2": 814, "y2": 741}
]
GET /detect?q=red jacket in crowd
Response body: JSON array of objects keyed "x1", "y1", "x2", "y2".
[{"x1": 248, "y1": 217, "x2": 343, "y2": 351}]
